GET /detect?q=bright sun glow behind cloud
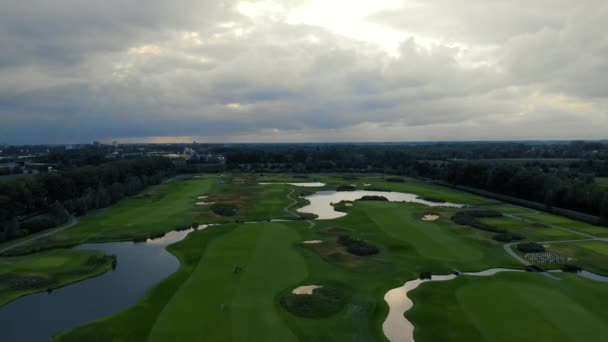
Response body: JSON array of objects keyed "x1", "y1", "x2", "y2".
[{"x1": 236, "y1": 0, "x2": 428, "y2": 56}]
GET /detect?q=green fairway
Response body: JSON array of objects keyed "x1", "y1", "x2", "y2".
[
  {"x1": 409, "y1": 272, "x2": 608, "y2": 342},
  {"x1": 7, "y1": 175, "x2": 293, "y2": 254},
  {"x1": 524, "y1": 213, "x2": 608, "y2": 237},
  {"x1": 0, "y1": 248, "x2": 112, "y2": 306},
  {"x1": 478, "y1": 216, "x2": 582, "y2": 241}
]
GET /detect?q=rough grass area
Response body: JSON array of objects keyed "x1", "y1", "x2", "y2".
[
  {"x1": 547, "y1": 241, "x2": 608, "y2": 275},
  {"x1": 280, "y1": 282, "x2": 351, "y2": 318}
]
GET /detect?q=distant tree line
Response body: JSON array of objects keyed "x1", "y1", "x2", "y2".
[
  {"x1": 0, "y1": 157, "x2": 174, "y2": 242},
  {"x1": 214, "y1": 142, "x2": 608, "y2": 223}
]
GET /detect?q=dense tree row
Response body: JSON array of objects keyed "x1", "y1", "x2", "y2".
[
  {"x1": 215, "y1": 142, "x2": 608, "y2": 222},
  {"x1": 0, "y1": 157, "x2": 174, "y2": 242}
]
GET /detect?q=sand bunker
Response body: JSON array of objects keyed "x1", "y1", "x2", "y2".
[
  {"x1": 364, "y1": 183, "x2": 371, "y2": 186},
  {"x1": 422, "y1": 215, "x2": 439, "y2": 221},
  {"x1": 197, "y1": 195, "x2": 208, "y2": 199},
  {"x1": 302, "y1": 240, "x2": 323, "y2": 244},
  {"x1": 292, "y1": 285, "x2": 323, "y2": 295},
  {"x1": 345, "y1": 203, "x2": 353, "y2": 207},
  {"x1": 196, "y1": 201, "x2": 215, "y2": 205}
]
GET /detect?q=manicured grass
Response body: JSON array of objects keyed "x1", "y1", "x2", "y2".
[
  {"x1": 478, "y1": 216, "x2": 582, "y2": 241},
  {"x1": 150, "y1": 221, "x2": 307, "y2": 341},
  {"x1": 524, "y1": 213, "x2": 608, "y2": 237},
  {"x1": 547, "y1": 241, "x2": 608, "y2": 275},
  {"x1": 409, "y1": 272, "x2": 608, "y2": 341},
  {"x1": 9, "y1": 175, "x2": 293, "y2": 253},
  {"x1": 10, "y1": 173, "x2": 608, "y2": 342},
  {"x1": 0, "y1": 248, "x2": 112, "y2": 306}
]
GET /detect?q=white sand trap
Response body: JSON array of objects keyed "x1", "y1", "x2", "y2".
[
  {"x1": 197, "y1": 195, "x2": 208, "y2": 199},
  {"x1": 303, "y1": 240, "x2": 323, "y2": 244},
  {"x1": 422, "y1": 215, "x2": 439, "y2": 221},
  {"x1": 345, "y1": 203, "x2": 353, "y2": 207},
  {"x1": 292, "y1": 285, "x2": 323, "y2": 295},
  {"x1": 364, "y1": 183, "x2": 372, "y2": 186},
  {"x1": 196, "y1": 201, "x2": 215, "y2": 205}
]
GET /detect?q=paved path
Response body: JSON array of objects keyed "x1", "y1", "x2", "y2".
[
  {"x1": 284, "y1": 189, "x2": 316, "y2": 229},
  {"x1": 0, "y1": 216, "x2": 79, "y2": 255},
  {"x1": 501, "y1": 212, "x2": 608, "y2": 280}
]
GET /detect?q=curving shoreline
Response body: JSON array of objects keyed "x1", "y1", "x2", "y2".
[{"x1": 382, "y1": 268, "x2": 524, "y2": 342}]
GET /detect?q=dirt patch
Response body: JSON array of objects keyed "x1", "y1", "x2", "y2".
[{"x1": 292, "y1": 285, "x2": 323, "y2": 295}]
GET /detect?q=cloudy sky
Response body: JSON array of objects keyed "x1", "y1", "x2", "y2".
[{"x1": 1, "y1": 0, "x2": 607, "y2": 144}]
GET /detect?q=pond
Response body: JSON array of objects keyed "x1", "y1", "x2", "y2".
[
  {"x1": 297, "y1": 190, "x2": 464, "y2": 220},
  {"x1": 0, "y1": 227, "x2": 201, "y2": 342}
]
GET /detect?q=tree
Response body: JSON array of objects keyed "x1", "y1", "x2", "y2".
[{"x1": 600, "y1": 193, "x2": 608, "y2": 225}]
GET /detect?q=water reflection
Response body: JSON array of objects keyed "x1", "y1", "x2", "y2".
[{"x1": 0, "y1": 228, "x2": 197, "y2": 342}]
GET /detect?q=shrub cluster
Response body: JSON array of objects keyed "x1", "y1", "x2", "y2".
[
  {"x1": 210, "y1": 203, "x2": 238, "y2": 217},
  {"x1": 280, "y1": 284, "x2": 349, "y2": 318},
  {"x1": 451, "y1": 212, "x2": 506, "y2": 233},
  {"x1": 419, "y1": 271, "x2": 432, "y2": 280},
  {"x1": 357, "y1": 195, "x2": 388, "y2": 201},
  {"x1": 492, "y1": 232, "x2": 524, "y2": 242},
  {"x1": 337, "y1": 235, "x2": 379, "y2": 256},
  {"x1": 562, "y1": 264, "x2": 582, "y2": 273},
  {"x1": 516, "y1": 242, "x2": 545, "y2": 253},
  {"x1": 336, "y1": 185, "x2": 356, "y2": 192}
]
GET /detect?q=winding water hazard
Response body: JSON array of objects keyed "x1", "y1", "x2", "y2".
[
  {"x1": 383, "y1": 268, "x2": 524, "y2": 342},
  {"x1": 0, "y1": 227, "x2": 208, "y2": 342},
  {"x1": 298, "y1": 190, "x2": 463, "y2": 220}
]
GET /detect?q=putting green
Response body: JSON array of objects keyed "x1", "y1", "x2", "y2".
[{"x1": 0, "y1": 249, "x2": 112, "y2": 306}]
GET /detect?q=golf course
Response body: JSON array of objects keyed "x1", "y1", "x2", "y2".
[{"x1": 1, "y1": 174, "x2": 607, "y2": 341}]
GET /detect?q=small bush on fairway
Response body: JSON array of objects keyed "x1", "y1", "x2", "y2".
[
  {"x1": 418, "y1": 196, "x2": 445, "y2": 203},
  {"x1": 357, "y1": 195, "x2": 388, "y2": 201},
  {"x1": 563, "y1": 264, "x2": 582, "y2": 273},
  {"x1": 280, "y1": 283, "x2": 350, "y2": 318},
  {"x1": 419, "y1": 271, "x2": 432, "y2": 280},
  {"x1": 337, "y1": 235, "x2": 379, "y2": 256},
  {"x1": 517, "y1": 242, "x2": 545, "y2": 253},
  {"x1": 451, "y1": 212, "x2": 506, "y2": 233},
  {"x1": 336, "y1": 185, "x2": 355, "y2": 191},
  {"x1": 210, "y1": 203, "x2": 238, "y2": 216},
  {"x1": 492, "y1": 232, "x2": 525, "y2": 242}
]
